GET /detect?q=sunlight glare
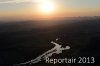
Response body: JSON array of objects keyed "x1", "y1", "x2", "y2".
[{"x1": 39, "y1": 1, "x2": 55, "y2": 14}]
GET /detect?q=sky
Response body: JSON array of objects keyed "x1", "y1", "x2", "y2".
[{"x1": 0, "y1": 0, "x2": 100, "y2": 20}]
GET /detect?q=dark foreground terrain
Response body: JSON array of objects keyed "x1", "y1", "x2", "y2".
[{"x1": 0, "y1": 17, "x2": 100, "y2": 66}]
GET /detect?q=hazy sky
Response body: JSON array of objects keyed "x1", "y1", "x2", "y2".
[{"x1": 0, "y1": 0, "x2": 100, "y2": 20}]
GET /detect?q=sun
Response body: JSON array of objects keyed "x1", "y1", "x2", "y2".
[{"x1": 39, "y1": 1, "x2": 55, "y2": 14}]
